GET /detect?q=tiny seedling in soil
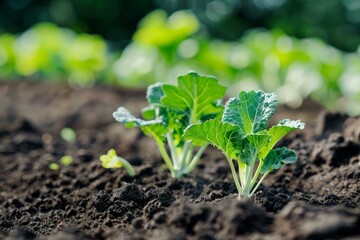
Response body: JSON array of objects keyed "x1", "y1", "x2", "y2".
[
  {"x1": 60, "y1": 127, "x2": 77, "y2": 143},
  {"x1": 108, "y1": 71, "x2": 226, "y2": 178},
  {"x1": 184, "y1": 90, "x2": 304, "y2": 198},
  {"x1": 48, "y1": 155, "x2": 74, "y2": 171},
  {"x1": 100, "y1": 149, "x2": 136, "y2": 177}
]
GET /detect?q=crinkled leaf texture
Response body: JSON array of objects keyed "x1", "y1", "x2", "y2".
[
  {"x1": 258, "y1": 119, "x2": 305, "y2": 159},
  {"x1": 236, "y1": 134, "x2": 270, "y2": 165},
  {"x1": 260, "y1": 147, "x2": 297, "y2": 174},
  {"x1": 183, "y1": 119, "x2": 243, "y2": 159},
  {"x1": 222, "y1": 90, "x2": 278, "y2": 134},
  {"x1": 161, "y1": 72, "x2": 226, "y2": 123}
]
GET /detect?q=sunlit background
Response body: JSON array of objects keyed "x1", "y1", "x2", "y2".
[{"x1": 0, "y1": 0, "x2": 359, "y2": 114}]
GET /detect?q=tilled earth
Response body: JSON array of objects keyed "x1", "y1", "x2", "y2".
[{"x1": 0, "y1": 81, "x2": 359, "y2": 240}]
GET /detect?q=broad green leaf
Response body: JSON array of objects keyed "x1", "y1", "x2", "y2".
[
  {"x1": 258, "y1": 119, "x2": 305, "y2": 159},
  {"x1": 147, "y1": 82, "x2": 164, "y2": 105},
  {"x1": 161, "y1": 72, "x2": 226, "y2": 124},
  {"x1": 113, "y1": 107, "x2": 163, "y2": 128},
  {"x1": 222, "y1": 91, "x2": 278, "y2": 134},
  {"x1": 183, "y1": 119, "x2": 243, "y2": 159},
  {"x1": 236, "y1": 134, "x2": 270, "y2": 165},
  {"x1": 260, "y1": 147, "x2": 297, "y2": 174}
]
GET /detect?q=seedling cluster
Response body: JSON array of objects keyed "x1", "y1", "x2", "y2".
[{"x1": 101, "y1": 71, "x2": 304, "y2": 198}]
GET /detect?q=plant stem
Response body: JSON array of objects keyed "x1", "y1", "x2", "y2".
[
  {"x1": 243, "y1": 158, "x2": 255, "y2": 196},
  {"x1": 154, "y1": 138, "x2": 175, "y2": 173},
  {"x1": 186, "y1": 143, "x2": 208, "y2": 172},
  {"x1": 179, "y1": 141, "x2": 191, "y2": 168},
  {"x1": 249, "y1": 172, "x2": 269, "y2": 198},
  {"x1": 167, "y1": 133, "x2": 179, "y2": 169},
  {"x1": 227, "y1": 156, "x2": 242, "y2": 197},
  {"x1": 117, "y1": 157, "x2": 136, "y2": 177},
  {"x1": 238, "y1": 159, "x2": 246, "y2": 189},
  {"x1": 185, "y1": 145, "x2": 194, "y2": 166},
  {"x1": 250, "y1": 161, "x2": 263, "y2": 188}
]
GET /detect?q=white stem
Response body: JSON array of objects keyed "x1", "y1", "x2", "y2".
[
  {"x1": 249, "y1": 172, "x2": 269, "y2": 197},
  {"x1": 154, "y1": 138, "x2": 175, "y2": 173},
  {"x1": 186, "y1": 143, "x2": 208, "y2": 172},
  {"x1": 179, "y1": 141, "x2": 191, "y2": 167},
  {"x1": 185, "y1": 145, "x2": 195, "y2": 166},
  {"x1": 167, "y1": 133, "x2": 179, "y2": 169},
  {"x1": 227, "y1": 157, "x2": 242, "y2": 197},
  {"x1": 250, "y1": 161, "x2": 263, "y2": 188}
]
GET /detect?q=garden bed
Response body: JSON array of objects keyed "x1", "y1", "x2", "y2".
[{"x1": 0, "y1": 81, "x2": 359, "y2": 240}]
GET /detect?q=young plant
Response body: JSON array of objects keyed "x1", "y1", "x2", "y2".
[
  {"x1": 100, "y1": 149, "x2": 136, "y2": 177},
  {"x1": 110, "y1": 72, "x2": 226, "y2": 178},
  {"x1": 184, "y1": 90, "x2": 304, "y2": 198}
]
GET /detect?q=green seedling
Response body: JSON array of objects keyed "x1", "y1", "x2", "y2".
[
  {"x1": 48, "y1": 155, "x2": 74, "y2": 171},
  {"x1": 60, "y1": 155, "x2": 73, "y2": 166},
  {"x1": 109, "y1": 71, "x2": 226, "y2": 178},
  {"x1": 184, "y1": 90, "x2": 304, "y2": 198},
  {"x1": 100, "y1": 149, "x2": 136, "y2": 177},
  {"x1": 60, "y1": 127, "x2": 77, "y2": 143},
  {"x1": 48, "y1": 163, "x2": 60, "y2": 171}
]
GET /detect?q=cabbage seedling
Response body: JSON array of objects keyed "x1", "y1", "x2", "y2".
[
  {"x1": 110, "y1": 72, "x2": 226, "y2": 178},
  {"x1": 184, "y1": 90, "x2": 304, "y2": 198}
]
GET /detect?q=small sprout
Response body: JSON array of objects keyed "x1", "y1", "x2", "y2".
[
  {"x1": 60, "y1": 156, "x2": 73, "y2": 166},
  {"x1": 184, "y1": 90, "x2": 305, "y2": 198},
  {"x1": 49, "y1": 163, "x2": 60, "y2": 171},
  {"x1": 60, "y1": 128, "x2": 77, "y2": 143},
  {"x1": 100, "y1": 149, "x2": 136, "y2": 177}
]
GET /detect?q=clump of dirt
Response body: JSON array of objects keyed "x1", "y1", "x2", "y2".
[{"x1": 0, "y1": 81, "x2": 359, "y2": 239}]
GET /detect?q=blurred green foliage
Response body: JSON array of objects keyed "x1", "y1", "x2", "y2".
[
  {"x1": 0, "y1": 23, "x2": 109, "y2": 87},
  {"x1": 113, "y1": 10, "x2": 360, "y2": 115},
  {"x1": 0, "y1": 9, "x2": 359, "y2": 115},
  {"x1": 1, "y1": 0, "x2": 359, "y2": 51}
]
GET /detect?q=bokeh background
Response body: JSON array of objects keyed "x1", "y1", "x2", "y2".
[{"x1": 0, "y1": 0, "x2": 359, "y2": 114}]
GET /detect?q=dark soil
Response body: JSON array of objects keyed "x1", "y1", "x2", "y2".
[{"x1": 0, "y1": 81, "x2": 359, "y2": 240}]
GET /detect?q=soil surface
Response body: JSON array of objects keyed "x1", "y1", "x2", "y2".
[{"x1": 0, "y1": 81, "x2": 359, "y2": 240}]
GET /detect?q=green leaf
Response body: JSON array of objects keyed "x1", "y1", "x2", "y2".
[
  {"x1": 141, "y1": 106, "x2": 156, "y2": 120},
  {"x1": 260, "y1": 147, "x2": 297, "y2": 174},
  {"x1": 222, "y1": 90, "x2": 278, "y2": 134},
  {"x1": 147, "y1": 82, "x2": 164, "y2": 105},
  {"x1": 237, "y1": 134, "x2": 270, "y2": 165},
  {"x1": 258, "y1": 119, "x2": 305, "y2": 159},
  {"x1": 161, "y1": 72, "x2": 226, "y2": 124},
  {"x1": 113, "y1": 107, "x2": 168, "y2": 140},
  {"x1": 183, "y1": 119, "x2": 243, "y2": 159},
  {"x1": 113, "y1": 107, "x2": 163, "y2": 128}
]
